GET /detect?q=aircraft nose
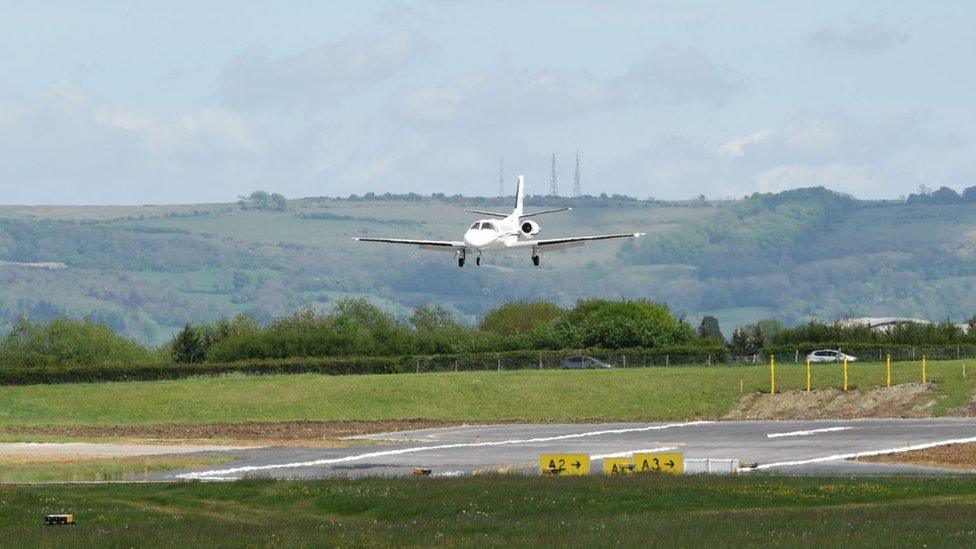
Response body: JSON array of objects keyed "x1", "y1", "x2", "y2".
[{"x1": 464, "y1": 230, "x2": 489, "y2": 248}]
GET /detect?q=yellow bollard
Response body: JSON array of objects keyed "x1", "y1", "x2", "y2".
[
  {"x1": 922, "y1": 354, "x2": 927, "y2": 383},
  {"x1": 886, "y1": 354, "x2": 891, "y2": 388},
  {"x1": 770, "y1": 355, "x2": 776, "y2": 394},
  {"x1": 843, "y1": 356, "x2": 848, "y2": 391},
  {"x1": 806, "y1": 357, "x2": 811, "y2": 392}
]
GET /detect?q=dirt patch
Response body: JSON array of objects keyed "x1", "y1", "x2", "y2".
[
  {"x1": 725, "y1": 383, "x2": 938, "y2": 420},
  {"x1": 0, "y1": 419, "x2": 467, "y2": 443},
  {"x1": 858, "y1": 442, "x2": 976, "y2": 470}
]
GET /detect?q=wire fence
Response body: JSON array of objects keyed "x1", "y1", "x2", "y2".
[{"x1": 401, "y1": 345, "x2": 976, "y2": 374}]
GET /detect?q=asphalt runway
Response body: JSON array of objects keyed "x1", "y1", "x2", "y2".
[{"x1": 165, "y1": 418, "x2": 976, "y2": 480}]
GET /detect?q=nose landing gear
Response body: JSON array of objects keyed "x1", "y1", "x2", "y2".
[
  {"x1": 457, "y1": 249, "x2": 466, "y2": 267},
  {"x1": 532, "y1": 253, "x2": 540, "y2": 266},
  {"x1": 476, "y1": 254, "x2": 482, "y2": 266}
]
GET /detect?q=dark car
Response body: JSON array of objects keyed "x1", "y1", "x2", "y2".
[{"x1": 559, "y1": 356, "x2": 613, "y2": 369}]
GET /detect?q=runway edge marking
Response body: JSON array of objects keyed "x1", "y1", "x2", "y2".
[
  {"x1": 747, "y1": 435, "x2": 976, "y2": 471},
  {"x1": 766, "y1": 426, "x2": 852, "y2": 438},
  {"x1": 175, "y1": 421, "x2": 712, "y2": 479},
  {"x1": 590, "y1": 447, "x2": 676, "y2": 459}
]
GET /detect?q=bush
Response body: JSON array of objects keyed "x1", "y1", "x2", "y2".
[
  {"x1": 0, "y1": 316, "x2": 160, "y2": 368},
  {"x1": 533, "y1": 299, "x2": 698, "y2": 349},
  {"x1": 479, "y1": 301, "x2": 564, "y2": 337}
]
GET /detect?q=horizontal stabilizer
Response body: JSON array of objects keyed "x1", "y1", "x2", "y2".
[
  {"x1": 464, "y1": 209, "x2": 509, "y2": 218},
  {"x1": 520, "y1": 207, "x2": 572, "y2": 218}
]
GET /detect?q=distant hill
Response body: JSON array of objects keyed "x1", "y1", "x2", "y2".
[{"x1": 2, "y1": 187, "x2": 976, "y2": 344}]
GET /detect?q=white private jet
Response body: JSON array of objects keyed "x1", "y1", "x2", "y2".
[{"x1": 354, "y1": 175, "x2": 644, "y2": 267}]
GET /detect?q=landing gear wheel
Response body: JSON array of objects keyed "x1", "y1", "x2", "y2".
[
  {"x1": 476, "y1": 256, "x2": 482, "y2": 266},
  {"x1": 458, "y1": 256, "x2": 465, "y2": 267},
  {"x1": 532, "y1": 255, "x2": 540, "y2": 266}
]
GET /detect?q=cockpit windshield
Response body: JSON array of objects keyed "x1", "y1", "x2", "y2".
[
  {"x1": 470, "y1": 222, "x2": 480, "y2": 230},
  {"x1": 482, "y1": 222, "x2": 496, "y2": 231}
]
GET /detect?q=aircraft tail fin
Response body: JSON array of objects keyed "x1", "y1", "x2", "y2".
[{"x1": 513, "y1": 175, "x2": 525, "y2": 217}]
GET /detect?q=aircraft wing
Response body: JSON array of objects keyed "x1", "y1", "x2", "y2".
[
  {"x1": 354, "y1": 237, "x2": 465, "y2": 252},
  {"x1": 509, "y1": 232, "x2": 644, "y2": 251}
]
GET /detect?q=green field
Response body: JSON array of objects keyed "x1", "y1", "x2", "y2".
[
  {"x1": 4, "y1": 476, "x2": 976, "y2": 546},
  {"x1": 1, "y1": 360, "x2": 972, "y2": 428}
]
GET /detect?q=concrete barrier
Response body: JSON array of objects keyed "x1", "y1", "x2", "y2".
[{"x1": 684, "y1": 459, "x2": 740, "y2": 475}]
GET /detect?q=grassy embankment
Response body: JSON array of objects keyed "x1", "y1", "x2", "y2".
[
  {"x1": 4, "y1": 476, "x2": 976, "y2": 546},
  {"x1": 0, "y1": 359, "x2": 972, "y2": 429}
]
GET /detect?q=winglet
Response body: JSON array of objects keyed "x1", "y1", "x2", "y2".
[{"x1": 634, "y1": 232, "x2": 645, "y2": 238}]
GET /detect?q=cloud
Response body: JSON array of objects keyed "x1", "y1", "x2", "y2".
[
  {"x1": 808, "y1": 18, "x2": 909, "y2": 51},
  {"x1": 95, "y1": 107, "x2": 261, "y2": 155},
  {"x1": 220, "y1": 30, "x2": 432, "y2": 110},
  {"x1": 0, "y1": 81, "x2": 264, "y2": 204},
  {"x1": 332, "y1": 134, "x2": 430, "y2": 188},
  {"x1": 397, "y1": 45, "x2": 740, "y2": 130},
  {"x1": 720, "y1": 128, "x2": 774, "y2": 157},
  {"x1": 622, "y1": 45, "x2": 744, "y2": 105},
  {"x1": 400, "y1": 87, "x2": 462, "y2": 124},
  {"x1": 398, "y1": 64, "x2": 613, "y2": 129}
]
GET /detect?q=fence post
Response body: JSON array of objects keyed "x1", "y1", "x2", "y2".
[
  {"x1": 454, "y1": 359, "x2": 458, "y2": 373},
  {"x1": 623, "y1": 355, "x2": 627, "y2": 368},
  {"x1": 497, "y1": 357, "x2": 501, "y2": 372},
  {"x1": 416, "y1": 359, "x2": 419, "y2": 374},
  {"x1": 770, "y1": 355, "x2": 776, "y2": 394},
  {"x1": 806, "y1": 357, "x2": 811, "y2": 392},
  {"x1": 666, "y1": 354, "x2": 670, "y2": 367},
  {"x1": 707, "y1": 354, "x2": 711, "y2": 366},
  {"x1": 921, "y1": 354, "x2": 927, "y2": 383},
  {"x1": 886, "y1": 354, "x2": 891, "y2": 387},
  {"x1": 843, "y1": 357, "x2": 848, "y2": 391},
  {"x1": 539, "y1": 355, "x2": 542, "y2": 370},
  {"x1": 795, "y1": 350, "x2": 799, "y2": 364}
]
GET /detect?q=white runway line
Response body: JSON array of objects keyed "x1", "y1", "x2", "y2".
[
  {"x1": 747, "y1": 435, "x2": 976, "y2": 471},
  {"x1": 591, "y1": 447, "x2": 676, "y2": 460},
  {"x1": 176, "y1": 420, "x2": 712, "y2": 479},
  {"x1": 766, "y1": 426, "x2": 852, "y2": 439}
]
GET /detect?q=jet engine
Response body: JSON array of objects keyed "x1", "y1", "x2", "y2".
[{"x1": 520, "y1": 219, "x2": 540, "y2": 237}]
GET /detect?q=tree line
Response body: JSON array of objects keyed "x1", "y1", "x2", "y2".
[
  {"x1": 171, "y1": 298, "x2": 699, "y2": 363},
  {"x1": 4, "y1": 299, "x2": 976, "y2": 369}
]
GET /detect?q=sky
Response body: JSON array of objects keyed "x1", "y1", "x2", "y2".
[{"x1": 0, "y1": 1, "x2": 974, "y2": 204}]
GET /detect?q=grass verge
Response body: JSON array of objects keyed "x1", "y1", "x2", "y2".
[
  {"x1": 0, "y1": 454, "x2": 237, "y2": 483},
  {"x1": 0, "y1": 359, "x2": 973, "y2": 428},
  {"x1": 3, "y1": 476, "x2": 976, "y2": 546}
]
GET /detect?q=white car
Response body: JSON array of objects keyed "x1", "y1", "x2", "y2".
[{"x1": 807, "y1": 350, "x2": 857, "y2": 363}]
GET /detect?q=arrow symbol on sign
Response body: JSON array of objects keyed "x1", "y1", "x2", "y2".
[
  {"x1": 666, "y1": 460, "x2": 675, "y2": 468},
  {"x1": 572, "y1": 461, "x2": 582, "y2": 469}
]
